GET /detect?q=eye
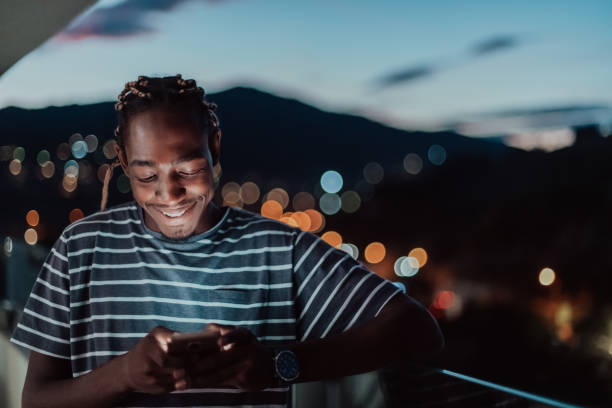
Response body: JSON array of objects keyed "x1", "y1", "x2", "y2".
[
  {"x1": 137, "y1": 175, "x2": 156, "y2": 183},
  {"x1": 179, "y1": 168, "x2": 205, "y2": 177}
]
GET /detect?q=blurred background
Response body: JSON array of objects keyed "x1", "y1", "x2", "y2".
[{"x1": 1, "y1": 1, "x2": 611, "y2": 407}]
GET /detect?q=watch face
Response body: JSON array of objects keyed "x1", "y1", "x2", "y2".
[{"x1": 276, "y1": 350, "x2": 299, "y2": 382}]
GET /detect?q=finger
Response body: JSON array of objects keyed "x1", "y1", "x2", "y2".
[
  {"x1": 191, "y1": 360, "x2": 247, "y2": 388},
  {"x1": 205, "y1": 323, "x2": 236, "y2": 337},
  {"x1": 220, "y1": 327, "x2": 256, "y2": 346},
  {"x1": 151, "y1": 326, "x2": 176, "y2": 352},
  {"x1": 189, "y1": 346, "x2": 248, "y2": 377}
]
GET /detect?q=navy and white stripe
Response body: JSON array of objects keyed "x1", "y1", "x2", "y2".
[{"x1": 11, "y1": 200, "x2": 401, "y2": 407}]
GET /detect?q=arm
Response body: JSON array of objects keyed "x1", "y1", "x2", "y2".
[
  {"x1": 187, "y1": 293, "x2": 443, "y2": 388},
  {"x1": 22, "y1": 326, "x2": 187, "y2": 408}
]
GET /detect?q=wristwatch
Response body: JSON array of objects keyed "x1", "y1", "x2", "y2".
[{"x1": 272, "y1": 349, "x2": 300, "y2": 384}]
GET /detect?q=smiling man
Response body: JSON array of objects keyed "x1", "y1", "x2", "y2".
[{"x1": 11, "y1": 74, "x2": 443, "y2": 408}]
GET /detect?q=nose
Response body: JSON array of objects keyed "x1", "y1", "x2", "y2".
[{"x1": 155, "y1": 173, "x2": 186, "y2": 204}]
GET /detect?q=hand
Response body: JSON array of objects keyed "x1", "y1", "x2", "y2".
[
  {"x1": 185, "y1": 324, "x2": 275, "y2": 391},
  {"x1": 118, "y1": 326, "x2": 188, "y2": 395}
]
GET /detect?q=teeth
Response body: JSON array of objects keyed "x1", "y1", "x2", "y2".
[{"x1": 162, "y1": 209, "x2": 187, "y2": 217}]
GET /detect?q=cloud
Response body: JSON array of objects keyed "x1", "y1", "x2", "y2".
[
  {"x1": 372, "y1": 34, "x2": 522, "y2": 90},
  {"x1": 375, "y1": 65, "x2": 437, "y2": 89},
  {"x1": 57, "y1": 0, "x2": 226, "y2": 41},
  {"x1": 471, "y1": 35, "x2": 520, "y2": 57}
]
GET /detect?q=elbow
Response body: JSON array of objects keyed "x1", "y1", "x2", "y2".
[{"x1": 396, "y1": 296, "x2": 445, "y2": 359}]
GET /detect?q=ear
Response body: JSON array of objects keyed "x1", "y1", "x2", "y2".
[
  {"x1": 209, "y1": 129, "x2": 222, "y2": 165},
  {"x1": 114, "y1": 143, "x2": 129, "y2": 176}
]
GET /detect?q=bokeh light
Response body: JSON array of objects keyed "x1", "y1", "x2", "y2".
[
  {"x1": 117, "y1": 174, "x2": 131, "y2": 193},
  {"x1": 340, "y1": 243, "x2": 359, "y2": 259},
  {"x1": 321, "y1": 231, "x2": 342, "y2": 248},
  {"x1": 321, "y1": 170, "x2": 343, "y2": 194},
  {"x1": 304, "y1": 209, "x2": 325, "y2": 233},
  {"x1": 223, "y1": 191, "x2": 243, "y2": 208},
  {"x1": 71, "y1": 140, "x2": 88, "y2": 159},
  {"x1": 0, "y1": 146, "x2": 11, "y2": 161},
  {"x1": 403, "y1": 153, "x2": 423, "y2": 175},
  {"x1": 266, "y1": 188, "x2": 290, "y2": 209},
  {"x1": 434, "y1": 290, "x2": 456, "y2": 309},
  {"x1": 222, "y1": 182, "x2": 241, "y2": 200},
  {"x1": 103, "y1": 140, "x2": 118, "y2": 160},
  {"x1": 408, "y1": 247, "x2": 428, "y2": 267},
  {"x1": 340, "y1": 190, "x2": 361, "y2": 213},
  {"x1": 279, "y1": 215, "x2": 299, "y2": 227},
  {"x1": 64, "y1": 160, "x2": 79, "y2": 177},
  {"x1": 3, "y1": 237, "x2": 13, "y2": 257},
  {"x1": 539, "y1": 267, "x2": 556, "y2": 286},
  {"x1": 428, "y1": 145, "x2": 447, "y2": 166},
  {"x1": 239, "y1": 181, "x2": 260, "y2": 205},
  {"x1": 261, "y1": 200, "x2": 283, "y2": 219},
  {"x1": 26, "y1": 210, "x2": 39, "y2": 227},
  {"x1": 319, "y1": 193, "x2": 341, "y2": 215},
  {"x1": 293, "y1": 192, "x2": 315, "y2": 211},
  {"x1": 9, "y1": 159, "x2": 22, "y2": 175},
  {"x1": 69, "y1": 208, "x2": 85, "y2": 223},
  {"x1": 36, "y1": 150, "x2": 50, "y2": 166},
  {"x1": 62, "y1": 174, "x2": 78, "y2": 192},
  {"x1": 41, "y1": 161, "x2": 55, "y2": 178},
  {"x1": 78, "y1": 160, "x2": 94, "y2": 183},
  {"x1": 394, "y1": 256, "x2": 420, "y2": 277},
  {"x1": 69, "y1": 133, "x2": 83, "y2": 145},
  {"x1": 365, "y1": 242, "x2": 386, "y2": 264},
  {"x1": 85, "y1": 134, "x2": 99, "y2": 153},
  {"x1": 56, "y1": 142, "x2": 71, "y2": 161},
  {"x1": 24, "y1": 228, "x2": 38, "y2": 245},
  {"x1": 291, "y1": 212, "x2": 311, "y2": 231},
  {"x1": 13, "y1": 146, "x2": 25, "y2": 162},
  {"x1": 363, "y1": 162, "x2": 384, "y2": 184}
]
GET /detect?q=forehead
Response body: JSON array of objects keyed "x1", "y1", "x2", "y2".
[{"x1": 125, "y1": 108, "x2": 208, "y2": 164}]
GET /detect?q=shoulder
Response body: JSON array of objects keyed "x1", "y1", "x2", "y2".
[
  {"x1": 60, "y1": 200, "x2": 140, "y2": 242},
  {"x1": 222, "y1": 207, "x2": 302, "y2": 236}
]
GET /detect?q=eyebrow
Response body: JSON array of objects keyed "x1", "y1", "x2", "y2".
[{"x1": 129, "y1": 150, "x2": 206, "y2": 167}]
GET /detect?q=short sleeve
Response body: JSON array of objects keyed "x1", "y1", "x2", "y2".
[
  {"x1": 10, "y1": 232, "x2": 71, "y2": 359},
  {"x1": 293, "y1": 231, "x2": 402, "y2": 341}
]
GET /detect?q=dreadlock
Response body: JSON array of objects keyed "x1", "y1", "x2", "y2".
[{"x1": 100, "y1": 74, "x2": 222, "y2": 211}]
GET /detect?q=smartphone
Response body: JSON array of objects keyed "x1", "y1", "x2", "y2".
[{"x1": 168, "y1": 329, "x2": 220, "y2": 355}]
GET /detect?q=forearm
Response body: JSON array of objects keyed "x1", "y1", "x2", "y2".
[
  {"x1": 291, "y1": 294, "x2": 443, "y2": 383},
  {"x1": 23, "y1": 354, "x2": 130, "y2": 408}
]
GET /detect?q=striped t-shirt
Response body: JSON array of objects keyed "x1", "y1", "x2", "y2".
[{"x1": 11, "y1": 200, "x2": 402, "y2": 407}]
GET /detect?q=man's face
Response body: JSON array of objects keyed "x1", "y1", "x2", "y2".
[{"x1": 115, "y1": 107, "x2": 220, "y2": 240}]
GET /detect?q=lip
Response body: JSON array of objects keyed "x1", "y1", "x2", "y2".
[{"x1": 154, "y1": 202, "x2": 197, "y2": 223}]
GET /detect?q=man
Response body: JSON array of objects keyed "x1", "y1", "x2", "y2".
[{"x1": 11, "y1": 75, "x2": 443, "y2": 407}]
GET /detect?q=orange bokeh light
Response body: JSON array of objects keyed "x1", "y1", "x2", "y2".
[
  {"x1": 365, "y1": 242, "x2": 386, "y2": 264},
  {"x1": 261, "y1": 200, "x2": 283, "y2": 220},
  {"x1": 304, "y1": 209, "x2": 324, "y2": 233},
  {"x1": 321, "y1": 231, "x2": 342, "y2": 248},
  {"x1": 408, "y1": 247, "x2": 428, "y2": 267},
  {"x1": 69, "y1": 208, "x2": 85, "y2": 223},
  {"x1": 279, "y1": 216, "x2": 299, "y2": 227},
  {"x1": 291, "y1": 211, "x2": 311, "y2": 231},
  {"x1": 26, "y1": 210, "x2": 39, "y2": 227}
]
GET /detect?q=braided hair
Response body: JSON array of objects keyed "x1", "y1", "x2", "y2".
[{"x1": 100, "y1": 74, "x2": 221, "y2": 211}]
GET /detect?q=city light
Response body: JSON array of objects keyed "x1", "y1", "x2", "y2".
[
  {"x1": 394, "y1": 256, "x2": 419, "y2": 277},
  {"x1": 320, "y1": 170, "x2": 343, "y2": 194},
  {"x1": 319, "y1": 193, "x2": 341, "y2": 215},
  {"x1": 403, "y1": 153, "x2": 423, "y2": 175},
  {"x1": 409, "y1": 247, "x2": 428, "y2": 267},
  {"x1": 85, "y1": 134, "x2": 99, "y2": 153},
  {"x1": 266, "y1": 188, "x2": 290, "y2": 209},
  {"x1": 26, "y1": 210, "x2": 39, "y2": 227},
  {"x1": 3, "y1": 237, "x2": 13, "y2": 256},
  {"x1": 539, "y1": 267, "x2": 556, "y2": 286},
  {"x1": 428, "y1": 144, "x2": 447, "y2": 166},
  {"x1": 261, "y1": 200, "x2": 283, "y2": 219},
  {"x1": 293, "y1": 191, "x2": 315, "y2": 211},
  {"x1": 340, "y1": 191, "x2": 361, "y2": 213},
  {"x1": 36, "y1": 150, "x2": 50, "y2": 166},
  {"x1": 9, "y1": 159, "x2": 22, "y2": 175},
  {"x1": 363, "y1": 162, "x2": 384, "y2": 184},
  {"x1": 41, "y1": 161, "x2": 55, "y2": 178},
  {"x1": 434, "y1": 290, "x2": 456, "y2": 309},
  {"x1": 103, "y1": 140, "x2": 118, "y2": 159},
  {"x1": 69, "y1": 208, "x2": 85, "y2": 223},
  {"x1": 321, "y1": 231, "x2": 342, "y2": 248},
  {"x1": 290, "y1": 211, "x2": 311, "y2": 231},
  {"x1": 304, "y1": 209, "x2": 325, "y2": 233},
  {"x1": 24, "y1": 228, "x2": 38, "y2": 245},
  {"x1": 340, "y1": 243, "x2": 359, "y2": 259},
  {"x1": 13, "y1": 146, "x2": 25, "y2": 162},
  {"x1": 365, "y1": 242, "x2": 386, "y2": 264},
  {"x1": 56, "y1": 142, "x2": 71, "y2": 160},
  {"x1": 239, "y1": 181, "x2": 260, "y2": 205}
]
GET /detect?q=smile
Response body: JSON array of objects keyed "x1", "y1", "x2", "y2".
[{"x1": 156, "y1": 202, "x2": 196, "y2": 221}]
